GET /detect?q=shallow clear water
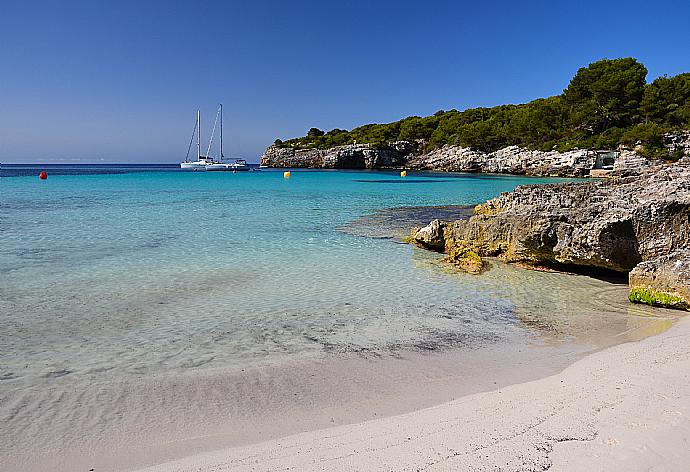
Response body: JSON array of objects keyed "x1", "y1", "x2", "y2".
[
  {"x1": 0, "y1": 167, "x2": 672, "y2": 391},
  {"x1": 2, "y1": 165, "x2": 682, "y2": 472}
]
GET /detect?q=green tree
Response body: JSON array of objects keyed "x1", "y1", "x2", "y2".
[
  {"x1": 307, "y1": 127, "x2": 325, "y2": 138},
  {"x1": 398, "y1": 116, "x2": 439, "y2": 141},
  {"x1": 563, "y1": 58, "x2": 647, "y2": 133},
  {"x1": 276, "y1": 58, "x2": 690, "y2": 155},
  {"x1": 641, "y1": 73, "x2": 690, "y2": 126},
  {"x1": 506, "y1": 97, "x2": 566, "y2": 149}
]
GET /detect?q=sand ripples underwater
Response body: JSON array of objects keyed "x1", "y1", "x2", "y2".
[
  {"x1": 1, "y1": 169, "x2": 678, "y2": 391},
  {"x1": 1, "y1": 167, "x2": 681, "y2": 471}
]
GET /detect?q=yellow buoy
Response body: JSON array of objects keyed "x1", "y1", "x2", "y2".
[
  {"x1": 283, "y1": 171, "x2": 291, "y2": 178},
  {"x1": 400, "y1": 170, "x2": 407, "y2": 177}
]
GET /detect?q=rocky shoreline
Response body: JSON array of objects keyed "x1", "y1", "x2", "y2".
[
  {"x1": 260, "y1": 141, "x2": 614, "y2": 177},
  {"x1": 262, "y1": 133, "x2": 690, "y2": 310},
  {"x1": 260, "y1": 132, "x2": 690, "y2": 177},
  {"x1": 411, "y1": 157, "x2": 690, "y2": 310}
]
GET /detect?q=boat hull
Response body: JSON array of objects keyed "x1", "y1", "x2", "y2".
[
  {"x1": 180, "y1": 162, "x2": 208, "y2": 171},
  {"x1": 205, "y1": 163, "x2": 250, "y2": 171}
]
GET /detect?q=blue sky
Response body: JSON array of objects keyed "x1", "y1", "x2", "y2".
[{"x1": 1, "y1": 0, "x2": 689, "y2": 163}]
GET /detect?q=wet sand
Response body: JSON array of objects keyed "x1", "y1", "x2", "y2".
[
  {"x1": 0, "y1": 339, "x2": 587, "y2": 471},
  {"x1": 136, "y1": 315, "x2": 690, "y2": 472},
  {"x1": 0, "y1": 264, "x2": 681, "y2": 472},
  {"x1": 0, "y1": 304, "x2": 679, "y2": 472}
]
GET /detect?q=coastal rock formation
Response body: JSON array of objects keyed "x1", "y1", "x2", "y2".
[
  {"x1": 262, "y1": 142, "x2": 675, "y2": 177},
  {"x1": 412, "y1": 145, "x2": 667, "y2": 178},
  {"x1": 412, "y1": 158, "x2": 690, "y2": 309},
  {"x1": 407, "y1": 145, "x2": 596, "y2": 177},
  {"x1": 664, "y1": 131, "x2": 690, "y2": 156},
  {"x1": 411, "y1": 219, "x2": 445, "y2": 250},
  {"x1": 260, "y1": 142, "x2": 417, "y2": 169},
  {"x1": 259, "y1": 146, "x2": 324, "y2": 168},
  {"x1": 444, "y1": 247, "x2": 484, "y2": 274},
  {"x1": 629, "y1": 251, "x2": 690, "y2": 310},
  {"x1": 613, "y1": 149, "x2": 659, "y2": 176},
  {"x1": 412, "y1": 220, "x2": 484, "y2": 273}
]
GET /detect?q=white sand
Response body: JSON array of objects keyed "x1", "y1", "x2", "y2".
[{"x1": 137, "y1": 316, "x2": 690, "y2": 472}]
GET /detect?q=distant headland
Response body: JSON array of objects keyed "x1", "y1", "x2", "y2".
[{"x1": 262, "y1": 58, "x2": 690, "y2": 175}]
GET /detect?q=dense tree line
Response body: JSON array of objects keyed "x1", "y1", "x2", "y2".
[{"x1": 275, "y1": 58, "x2": 690, "y2": 160}]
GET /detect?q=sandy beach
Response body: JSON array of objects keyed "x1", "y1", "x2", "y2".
[
  {"x1": 136, "y1": 315, "x2": 690, "y2": 472},
  {"x1": 4, "y1": 169, "x2": 682, "y2": 472},
  {"x1": 4, "y1": 3, "x2": 690, "y2": 471}
]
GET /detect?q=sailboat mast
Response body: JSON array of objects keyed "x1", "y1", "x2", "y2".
[
  {"x1": 197, "y1": 110, "x2": 201, "y2": 160},
  {"x1": 220, "y1": 104, "x2": 224, "y2": 159}
]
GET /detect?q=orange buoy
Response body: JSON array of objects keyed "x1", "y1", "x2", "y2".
[
  {"x1": 283, "y1": 171, "x2": 291, "y2": 178},
  {"x1": 39, "y1": 171, "x2": 47, "y2": 180},
  {"x1": 400, "y1": 170, "x2": 407, "y2": 177}
]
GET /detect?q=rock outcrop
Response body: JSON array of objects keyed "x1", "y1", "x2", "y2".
[
  {"x1": 629, "y1": 251, "x2": 690, "y2": 310},
  {"x1": 262, "y1": 142, "x2": 674, "y2": 177},
  {"x1": 406, "y1": 145, "x2": 596, "y2": 177},
  {"x1": 262, "y1": 131, "x2": 690, "y2": 176},
  {"x1": 260, "y1": 142, "x2": 417, "y2": 169},
  {"x1": 259, "y1": 146, "x2": 325, "y2": 168},
  {"x1": 412, "y1": 158, "x2": 690, "y2": 309},
  {"x1": 411, "y1": 219, "x2": 445, "y2": 250},
  {"x1": 664, "y1": 131, "x2": 690, "y2": 156}
]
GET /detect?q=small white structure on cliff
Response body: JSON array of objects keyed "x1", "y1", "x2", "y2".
[{"x1": 594, "y1": 151, "x2": 618, "y2": 170}]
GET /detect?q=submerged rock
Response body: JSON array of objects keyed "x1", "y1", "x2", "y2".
[{"x1": 444, "y1": 247, "x2": 484, "y2": 274}]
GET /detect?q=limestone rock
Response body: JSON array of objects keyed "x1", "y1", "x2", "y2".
[
  {"x1": 409, "y1": 143, "x2": 599, "y2": 177},
  {"x1": 416, "y1": 160, "x2": 690, "y2": 296},
  {"x1": 664, "y1": 131, "x2": 690, "y2": 156},
  {"x1": 629, "y1": 251, "x2": 690, "y2": 310},
  {"x1": 260, "y1": 143, "x2": 418, "y2": 169},
  {"x1": 261, "y1": 129, "x2": 689, "y2": 176},
  {"x1": 614, "y1": 149, "x2": 660, "y2": 176},
  {"x1": 444, "y1": 248, "x2": 484, "y2": 274},
  {"x1": 259, "y1": 146, "x2": 325, "y2": 168},
  {"x1": 412, "y1": 220, "x2": 446, "y2": 250}
]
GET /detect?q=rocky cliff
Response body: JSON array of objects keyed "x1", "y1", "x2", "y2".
[
  {"x1": 664, "y1": 130, "x2": 690, "y2": 156},
  {"x1": 405, "y1": 145, "x2": 594, "y2": 176},
  {"x1": 260, "y1": 142, "x2": 417, "y2": 169},
  {"x1": 411, "y1": 158, "x2": 690, "y2": 310},
  {"x1": 262, "y1": 141, "x2": 600, "y2": 175},
  {"x1": 261, "y1": 132, "x2": 690, "y2": 176}
]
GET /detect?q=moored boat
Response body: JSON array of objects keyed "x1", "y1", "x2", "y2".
[
  {"x1": 206, "y1": 159, "x2": 249, "y2": 171},
  {"x1": 180, "y1": 105, "x2": 248, "y2": 171}
]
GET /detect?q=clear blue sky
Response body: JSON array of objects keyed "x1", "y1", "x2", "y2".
[{"x1": 1, "y1": 0, "x2": 689, "y2": 163}]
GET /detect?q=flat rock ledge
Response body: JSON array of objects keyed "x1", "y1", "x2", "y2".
[{"x1": 412, "y1": 158, "x2": 690, "y2": 310}]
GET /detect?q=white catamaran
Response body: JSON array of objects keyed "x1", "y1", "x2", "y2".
[{"x1": 180, "y1": 104, "x2": 249, "y2": 171}]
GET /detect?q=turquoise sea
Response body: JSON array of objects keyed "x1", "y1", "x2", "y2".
[
  {"x1": 2, "y1": 164, "x2": 680, "y2": 471},
  {"x1": 0, "y1": 165, "x2": 673, "y2": 389}
]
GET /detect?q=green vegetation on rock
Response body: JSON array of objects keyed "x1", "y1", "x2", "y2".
[
  {"x1": 275, "y1": 58, "x2": 690, "y2": 160},
  {"x1": 628, "y1": 287, "x2": 688, "y2": 309},
  {"x1": 444, "y1": 247, "x2": 484, "y2": 274}
]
